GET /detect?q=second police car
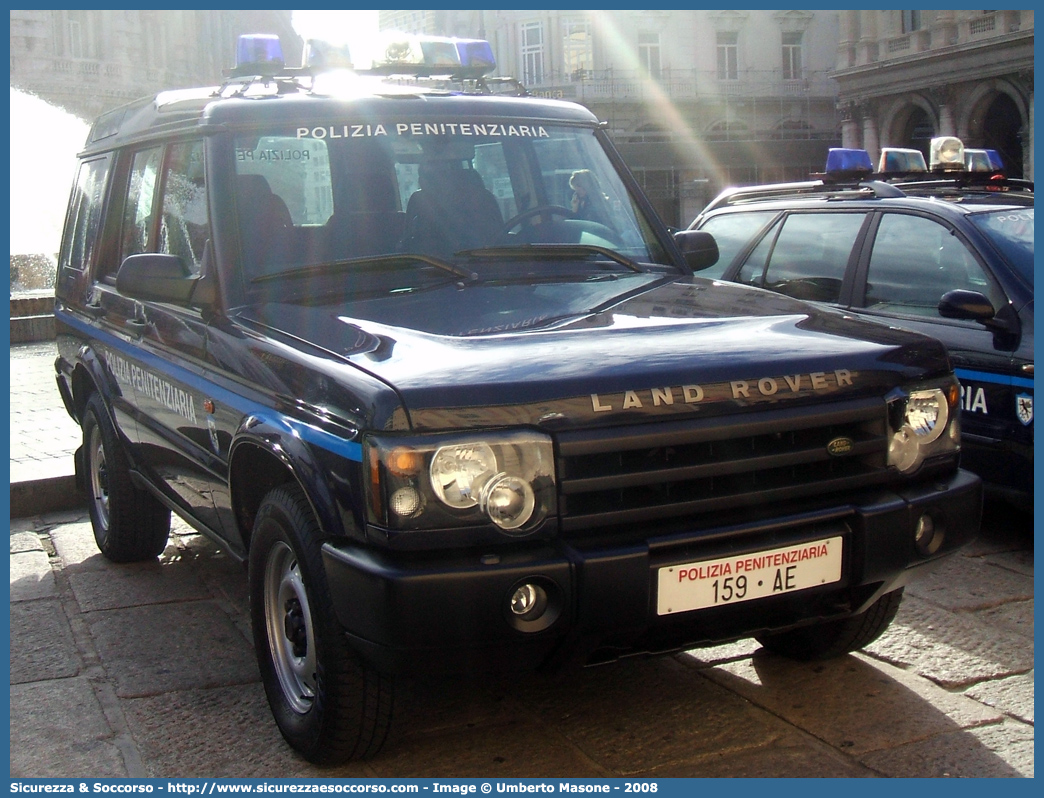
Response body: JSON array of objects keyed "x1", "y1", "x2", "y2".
[
  {"x1": 691, "y1": 140, "x2": 1033, "y2": 510},
  {"x1": 54, "y1": 34, "x2": 983, "y2": 763}
]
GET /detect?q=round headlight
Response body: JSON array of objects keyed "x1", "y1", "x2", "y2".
[
  {"x1": 430, "y1": 443, "x2": 497, "y2": 508},
  {"x1": 479, "y1": 472, "x2": 536, "y2": 531},
  {"x1": 905, "y1": 389, "x2": 947, "y2": 444},
  {"x1": 888, "y1": 387, "x2": 955, "y2": 473},
  {"x1": 888, "y1": 428, "x2": 920, "y2": 473}
]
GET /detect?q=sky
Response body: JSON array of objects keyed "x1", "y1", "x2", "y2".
[
  {"x1": 10, "y1": 88, "x2": 91, "y2": 257},
  {"x1": 292, "y1": 10, "x2": 380, "y2": 56}
]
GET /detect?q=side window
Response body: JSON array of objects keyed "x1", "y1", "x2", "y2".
[
  {"x1": 696, "y1": 211, "x2": 777, "y2": 279},
  {"x1": 758, "y1": 212, "x2": 865, "y2": 303},
  {"x1": 58, "y1": 155, "x2": 111, "y2": 273},
  {"x1": 159, "y1": 140, "x2": 209, "y2": 274},
  {"x1": 864, "y1": 214, "x2": 1002, "y2": 317},
  {"x1": 119, "y1": 146, "x2": 163, "y2": 270}
]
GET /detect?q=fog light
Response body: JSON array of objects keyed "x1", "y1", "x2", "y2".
[
  {"x1": 480, "y1": 473, "x2": 535, "y2": 531},
  {"x1": 509, "y1": 582, "x2": 547, "y2": 621},
  {"x1": 914, "y1": 513, "x2": 943, "y2": 555},
  {"x1": 390, "y1": 486, "x2": 421, "y2": 517}
]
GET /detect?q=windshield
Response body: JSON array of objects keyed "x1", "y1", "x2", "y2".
[
  {"x1": 231, "y1": 121, "x2": 672, "y2": 290},
  {"x1": 969, "y1": 208, "x2": 1034, "y2": 286}
]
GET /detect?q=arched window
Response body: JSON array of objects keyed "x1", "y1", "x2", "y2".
[
  {"x1": 624, "y1": 123, "x2": 671, "y2": 143},
  {"x1": 772, "y1": 120, "x2": 812, "y2": 140},
  {"x1": 705, "y1": 120, "x2": 749, "y2": 141}
]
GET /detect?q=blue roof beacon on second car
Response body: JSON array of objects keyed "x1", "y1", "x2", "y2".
[
  {"x1": 691, "y1": 137, "x2": 1033, "y2": 510},
  {"x1": 54, "y1": 33, "x2": 983, "y2": 763}
]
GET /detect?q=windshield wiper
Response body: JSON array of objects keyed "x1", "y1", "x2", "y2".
[
  {"x1": 251, "y1": 253, "x2": 477, "y2": 283},
  {"x1": 457, "y1": 244, "x2": 645, "y2": 273}
]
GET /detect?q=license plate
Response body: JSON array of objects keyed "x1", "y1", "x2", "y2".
[{"x1": 657, "y1": 536, "x2": 843, "y2": 616}]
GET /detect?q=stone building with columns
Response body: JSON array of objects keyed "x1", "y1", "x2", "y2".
[{"x1": 833, "y1": 10, "x2": 1033, "y2": 179}]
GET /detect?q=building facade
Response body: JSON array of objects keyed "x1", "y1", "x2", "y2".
[
  {"x1": 9, "y1": 10, "x2": 302, "y2": 122},
  {"x1": 380, "y1": 10, "x2": 843, "y2": 225},
  {"x1": 833, "y1": 10, "x2": 1034, "y2": 179}
]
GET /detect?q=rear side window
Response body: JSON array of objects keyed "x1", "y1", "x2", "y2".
[
  {"x1": 160, "y1": 140, "x2": 209, "y2": 274},
  {"x1": 58, "y1": 156, "x2": 111, "y2": 273},
  {"x1": 119, "y1": 146, "x2": 163, "y2": 269},
  {"x1": 739, "y1": 212, "x2": 865, "y2": 303}
]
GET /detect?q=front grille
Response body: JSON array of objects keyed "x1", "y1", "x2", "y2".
[{"x1": 556, "y1": 397, "x2": 891, "y2": 532}]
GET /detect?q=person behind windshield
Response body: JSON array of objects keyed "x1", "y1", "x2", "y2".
[
  {"x1": 400, "y1": 157, "x2": 503, "y2": 257},
  {"x1": 569, "y1": 169, "x2": 614, "y2": 230}
]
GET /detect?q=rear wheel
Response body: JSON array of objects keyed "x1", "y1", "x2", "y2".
[
  {"x1": 755, "y1": 588, "x2": 904, "y2": 661},
  {"x1": 82, "y1": 393, "x2": 171, "y2": 562},
  {"x1": 249, "y1": 483, "x2": 397, "y2": 764}
]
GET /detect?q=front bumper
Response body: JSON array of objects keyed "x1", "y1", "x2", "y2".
[{"x1": 322, "y1": 469, "x2": 982, "y2": 675}]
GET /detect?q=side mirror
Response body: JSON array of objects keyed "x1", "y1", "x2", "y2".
[
  {"x1": 938, "y1": 289, "x2": 995, "y2": 322},
  {"x1": 673, "y1": 230, "x2": 719, "y2": 272},
  {"x1": 116, "y1": 253, "x2": 216, "y2": 308},
  {"x1": 938, "y1": 289, "x2": 1018, "y2": 335}
]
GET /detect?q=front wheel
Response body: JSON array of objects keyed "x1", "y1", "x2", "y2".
[
  {"x1": 249, "y1": 483, "x2": 397, "y2": 764},
  {"x1": 81, "y1": 393, "x2": 170, "y2": 562},
  {"x1": 755, "y1": 588, "x2": 904, "y2": 661}
]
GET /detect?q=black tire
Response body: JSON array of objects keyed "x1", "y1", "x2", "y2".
[
  {"x1": 755, "y1": 588, "x2": 904, "y2": 661},
  {"x1": 82, "y1": 393, "x2": 171, "y2": 563},
  {"x1": 248, "y1": 483, "x2": 396, "y2": 764}
]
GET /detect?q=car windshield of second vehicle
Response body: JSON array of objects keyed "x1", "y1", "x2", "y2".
[
  {"x1": 234, "y1": 123, "x2": 673, "y2": 291},
  {"x1": 969, "y1": 208, "x2": 1034, "y2": 287}
]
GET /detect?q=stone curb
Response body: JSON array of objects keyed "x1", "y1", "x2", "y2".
[{"x1": 10, "y1": 475, "x2": 85, "y2": 519}]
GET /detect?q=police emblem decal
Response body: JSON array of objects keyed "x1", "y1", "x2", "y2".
[{"x1": 1016, "y1": 393, "x2": 1033, "y2": 426}]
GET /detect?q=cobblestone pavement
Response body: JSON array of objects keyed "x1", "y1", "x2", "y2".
[
  {"x1": 10, "y1": 501, "x2": 1032, "y2": 778},
  {"x1": 10, "y1": 341, "x2": 78, "y2": 485}
]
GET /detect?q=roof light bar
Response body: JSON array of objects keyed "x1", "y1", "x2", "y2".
[
  {"x1": 878, "y1": 148, "x2": 927, "y2": 174},
  {"x1": 930, "y1": 136, "x2": 965, "y2": 172},
  {"x1": 820, "y1": 138, "x2": 1006, "y2": 183},
  {"x1": 232, "y1": 33, "x2": 285, "y2": 78},
  {"x1": 455, "y1": 39, "x2": 497, "y2": 71},
  {"x1": 303, "y1": 38, "x2": 353, "y2": 71},
  {"x1": 420, "y1": 37, "x2": 461, "y2": 67},
  {"x1": 965, "y1": 148, "x2": 1005, "y2": 174},
  {"x1": 360, "y1": 32, "x2": 497, "y2": 78}
]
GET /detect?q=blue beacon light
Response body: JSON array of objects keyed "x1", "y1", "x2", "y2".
[
  {"x1": 455, "y1": 39, "x2": 497, "y2": 73},
  {"x1": 824, "y1": 148, "x2": 874, "y2": 175},
  {"x1": 233, "y1": 34, "x2": 285, "y2": 77}
]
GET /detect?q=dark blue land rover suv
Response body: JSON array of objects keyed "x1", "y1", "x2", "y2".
[{"x1": 54, "y1": 35, "x2": 982, "y2": 763}]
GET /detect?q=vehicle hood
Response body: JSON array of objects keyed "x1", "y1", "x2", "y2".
[{"x1": 238, "y1": 276, "x2": 952, "y2": 431}]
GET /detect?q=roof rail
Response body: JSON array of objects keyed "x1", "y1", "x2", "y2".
[
  {"x1": 697, "y1": 172, "x2": 1033, "y2": 222},
  {"x1": 699, "y1": 179, "x2": 903, "y2": 215},
  {"x1": 884, "y1": 175, "x2": 1034, "y2": 194}
]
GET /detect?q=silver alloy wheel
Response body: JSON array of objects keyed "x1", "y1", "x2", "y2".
[
  {"x1": 264, "y1": 540, "x2": 318, "y2": 714},
  {"x1": 88, "y1": 423, "x2": 110, "y2": 531}
]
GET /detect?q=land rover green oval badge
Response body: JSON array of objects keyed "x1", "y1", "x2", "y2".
[{"x1": 827, "y1": 436, "x2": 854, "y2": 456}]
